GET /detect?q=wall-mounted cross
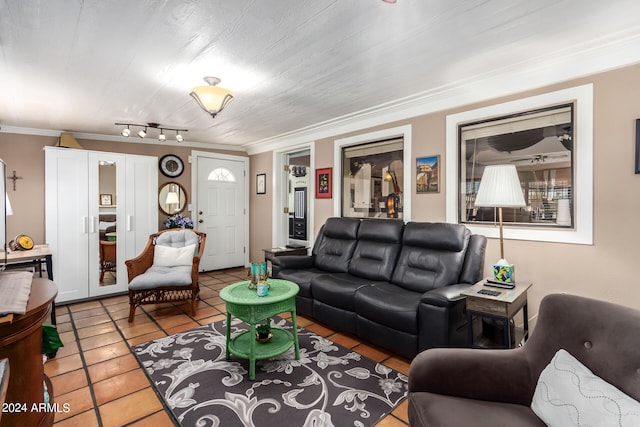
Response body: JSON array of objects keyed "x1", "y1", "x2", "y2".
[{"x1": 8, "y1": 170, "x2": 22, "y2": 191}]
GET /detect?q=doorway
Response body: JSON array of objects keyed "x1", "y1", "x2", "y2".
[
  {"x1": 273, "y1": 145, "x2": 313, "y2": 249},
  {"x1": 192, "y1": 151, "x2": 249, "y2": 271}
]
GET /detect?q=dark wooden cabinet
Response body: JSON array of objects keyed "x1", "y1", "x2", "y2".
[{"x1": 0, "y1": 278, "x2": 57, "y2": 427}]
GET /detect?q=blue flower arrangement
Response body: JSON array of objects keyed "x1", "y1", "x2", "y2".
[{"x1": 165, "y1": 214, "x2": 194, "y2": 229}]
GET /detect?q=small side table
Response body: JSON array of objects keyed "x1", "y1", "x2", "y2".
[
  {"x1": 5, "y1": 245, "x2": 56, "y2": 326},
  {"x1": 262, "y1": 247, "x2": 308, "y2": 263},
  {"x1": 220, "y1": 279, "x2": 300, "y2": 380},
  {"x1": 462, "y1": 279, "x2": 532, "y2": 349}
]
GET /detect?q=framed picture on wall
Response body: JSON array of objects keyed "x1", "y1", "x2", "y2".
[
  {"x1": 315, "y1": 167, "x2": 332, "y2": 199},
  {"x1": 416, "y1": 155, "x2": 440, "y2": 193},
  {"x1": 256, "y1": 173, "x2": 266, "y2": 194}
]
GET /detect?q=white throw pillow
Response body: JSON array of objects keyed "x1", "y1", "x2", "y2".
[
  {"x1": 531, "y1": 349, "x2": 640, "y2": 427},
  {"x1": 153, "y1": 244, "x2": 196, "y2": 267}
]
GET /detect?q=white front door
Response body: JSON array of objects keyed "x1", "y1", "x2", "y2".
[{"x1": 195, "y1": 155, "x2": 247, "y2": 271}]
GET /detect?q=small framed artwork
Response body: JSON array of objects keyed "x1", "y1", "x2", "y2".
[
  {"x1": 256, "y1": 173, "x2": 266, "y2": 194},
  {"x1": 315, "y1": 167, "x2": 332, "y2": 199},
  {"x1": 100, "y1": 194, "x2": 113, "y2": 205},
  {"x1": 416, "y1": 155, "x2": 440, "y2": 193},
  {"x1": 635, "y1": 119, "x2": 640, "y2": 174}
]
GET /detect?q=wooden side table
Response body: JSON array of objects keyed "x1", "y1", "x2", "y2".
[
  {"x1": 0, "y1": 278, "x2": 57, "y2": 427},
  {"x1": 220, "y1": 279, "x2": 300, "y2": 380},
  {"x1": 462, "y1": 279, "x2": 532, "y2": 349},
  {"x1": 262, "y1": 247, "x2": 308, "y2": 263}
]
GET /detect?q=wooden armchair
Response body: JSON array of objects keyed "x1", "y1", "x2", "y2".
[{"x1": 125, "y1": 228, "x2": 206, "y2": 322}]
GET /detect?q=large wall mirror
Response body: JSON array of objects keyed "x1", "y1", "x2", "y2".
[{"x1": 159, "y1": 182, "x2": 187, "y2": 215}]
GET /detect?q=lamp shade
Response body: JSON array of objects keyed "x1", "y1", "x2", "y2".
[
  {"x1": 475, "y1": 165, "x2": 525, "y2": 208},
  {"x1": 165, "y1": 191, "x2": 180, "y2": 205},
  {"x1": 190, "y1": 77, "x2": 234, "y2": 118}
]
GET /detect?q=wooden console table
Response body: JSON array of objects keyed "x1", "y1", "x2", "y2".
[{"x1": 0, "y1": 278, "x2": 57, "y2": 427}]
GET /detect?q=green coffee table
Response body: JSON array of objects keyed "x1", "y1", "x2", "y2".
[{"x1": 219, "y1": 278, "x2": 300, "y2": 380}]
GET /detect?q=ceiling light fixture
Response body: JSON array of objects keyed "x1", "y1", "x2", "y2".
[
  {"x1": 190, "y1": 76, "x2": 234, "y2": 118},
  {"x1": 115, "y1": 123, "x2": 188, "y2": 143}
]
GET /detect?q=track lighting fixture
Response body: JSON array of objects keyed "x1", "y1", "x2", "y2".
[
  {"x1": 190, "y1": 76, "x2": 234, "y2": 118},
  {"x1": 115, "y1": 123, "x2": 188, "y2": 143}
]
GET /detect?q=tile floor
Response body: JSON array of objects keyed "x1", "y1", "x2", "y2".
[{"x1": 46, "y1": 268, "x2": 411, "y2": 427}]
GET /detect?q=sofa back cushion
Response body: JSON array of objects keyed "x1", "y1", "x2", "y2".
[
  {"x1": 348, "y1": 219, "x2": 404, "y2": 281},
  {"x1": 314, "y1": 217, "x2": 361, "y2": 272},
  {"x1": 391, "y1": 222, "x2": 470, "y2": 292}
]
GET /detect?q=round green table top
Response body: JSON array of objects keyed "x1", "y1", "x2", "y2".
[{"x1": 219, "y1": 279, "x2": 299, "y2": 305}]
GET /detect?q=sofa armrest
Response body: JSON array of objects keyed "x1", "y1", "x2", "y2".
[
  {"x1": 421, "y1": 283, "x2": 473, "y2": 307},
  {"x1": 271, "y1": 255, "x2": 315, "y2": 277},
  {"x1": 409, "y1": 347, "x2": 535, "y2": 406}
]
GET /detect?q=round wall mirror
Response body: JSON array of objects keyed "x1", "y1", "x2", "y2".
[{"x1": 159, "y1": 182, "x2": 187, "y2": 215}]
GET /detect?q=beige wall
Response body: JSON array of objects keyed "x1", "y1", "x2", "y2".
[
  {"x1": 248, "y1": 151, "x2": 273, "y2": 262},
  {"x1": 0, "y1": 134, "x2": 244, "y2": 243},
  {"x1": 249, "y1": 62, "x2": 640, "y2": 322}
]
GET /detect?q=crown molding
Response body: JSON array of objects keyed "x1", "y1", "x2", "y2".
[{"x1": 244, "y1": 27, "x2": 640, "y2": 155}]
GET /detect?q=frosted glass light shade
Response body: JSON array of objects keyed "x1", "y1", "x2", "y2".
[
  {"x1": 190, "y1": 77, "x2": 234, "y2": 118},
  {"x1": 475, "y1": 165, "x2": 525, "y2": 208}
]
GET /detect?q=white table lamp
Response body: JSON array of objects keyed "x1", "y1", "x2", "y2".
[{"x1": 474, "y1": 165, "x2": 525, "y2": 262}]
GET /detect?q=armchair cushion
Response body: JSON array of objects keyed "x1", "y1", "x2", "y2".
[
  {"x1": 531, "y1": 349, "x2": 640, "y2": 426},
  {"x1": 128, "y1": 266, "x2": 193, "y2": 290},
  {"x1": 153, "y1": 243, "x2": 196, "y2": 267}
]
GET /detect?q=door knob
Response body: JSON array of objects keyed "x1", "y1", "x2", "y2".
[
  {"x1": 198, "y1": 219, "x2": 204, "y2": 223},
  {"x1": 199, "y1": 211, "x2": 203, "y2": 215}
]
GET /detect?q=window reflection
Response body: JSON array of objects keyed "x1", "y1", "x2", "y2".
[
  {"x1": 459, "y1": 104, "x2": 574, "y2": 227},
  {"x1": 342, "y1": 139, "x2": 404, "y2": 219}
]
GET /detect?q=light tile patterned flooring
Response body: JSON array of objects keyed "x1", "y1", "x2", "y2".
[{"x1": 47, "y1": 268, "x2": 411, "y2": 427}]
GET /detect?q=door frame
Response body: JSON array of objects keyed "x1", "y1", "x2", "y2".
[
  {"x1": 191, "y1": 150, "x2": 250, "y2": 269},
  {"x1": 272, "y1": 142, "x2": 315, "y2": 249}
]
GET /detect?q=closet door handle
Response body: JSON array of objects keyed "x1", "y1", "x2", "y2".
[
  {"x1": 90, "y1": 216, "x2": 96, "y2": 233},
  {"x1": 82, "y1": 216, "x2": 88, "y2": 234},
  {"x1": 127, "y1": 215, "x2": 132, "y2": 231}
]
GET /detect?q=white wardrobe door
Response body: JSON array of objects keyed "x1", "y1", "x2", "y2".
[
  {"x1": 88, "y1": 152, "x2": 128, "y2": 298},
  {"x1": 45, "y1": 147, "x2": 90, "y2": 303},
  {"x1": 125, "y1": 154, "x2": 158, "y2": 262}
]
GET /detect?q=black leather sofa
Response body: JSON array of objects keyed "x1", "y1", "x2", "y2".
[{"x1": 271, "y1": 217, "x2": 487, "y2": 358}]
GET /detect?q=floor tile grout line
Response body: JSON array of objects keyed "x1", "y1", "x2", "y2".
[{"x1": 57, "y1": 305, "x2": 105, "y2": 427}]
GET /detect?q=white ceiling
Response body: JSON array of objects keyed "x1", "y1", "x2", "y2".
[{"x1": 1, "y1": 0, "x2": 640, "y2": 151}]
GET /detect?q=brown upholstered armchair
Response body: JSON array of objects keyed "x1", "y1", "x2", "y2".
[
  {"x1": 408, "y1": 293, "x2": 640, "y2": 426},
  {"x1": 126, "y1": 228, "x2": 206, "y2": 322}
]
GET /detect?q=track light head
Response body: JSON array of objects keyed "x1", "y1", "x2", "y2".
[
  {"x1": 176, "y1": 132, "x2": 184, "y2": 143},
  {"x1": 158, "y1": 130, "x2": 166, "y2": 142},
  {"x1": 137, "y1": 128, "x2": 147, "y2": 138},
  {"x1": 121, "y1": 126, "x2": 131, "y2": 137}
]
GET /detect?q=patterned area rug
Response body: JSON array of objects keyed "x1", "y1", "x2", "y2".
[{"x1": 133, "y1": 317, "x2": 408, "y2": 426}]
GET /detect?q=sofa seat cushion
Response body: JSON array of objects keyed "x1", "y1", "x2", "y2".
[
  {"x1": 129, "y1": 266, "x2": 193, "y2": 290},
  {"x1": 312, "y1": 273, "x2": 376, "y2": 311},
  {"x1": 276, "y1": 268, "x2": 327, "y2": 299},
  {"x1": 354, "y1": 283, "x2": 421, "y2": 334},
  {"x1": 409, "y1": 392, "x2": 546, "y2": 427}
]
